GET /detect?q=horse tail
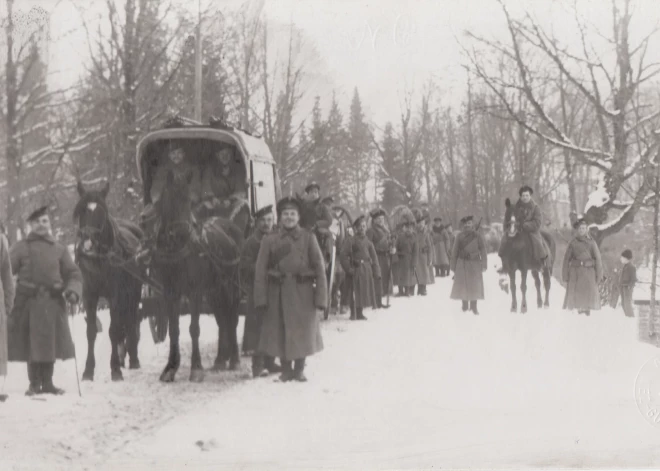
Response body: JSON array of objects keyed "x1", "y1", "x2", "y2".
[{"x1": 541, "y1": 231, "x2": 556, "y2": 269}]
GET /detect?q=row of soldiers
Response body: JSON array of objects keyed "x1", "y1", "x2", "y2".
[{"x1": 238, "y1": 181, "x2": 488, "y2": 379}]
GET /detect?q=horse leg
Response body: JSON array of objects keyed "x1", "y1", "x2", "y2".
[
  {"x1": 227, "y1": 305, "x2": 240, "y2": 371},
  {"x1": 82, "y1": 293, "x2": 100, "y2": 381},
  {"x1": 532, "y1": 270, "x2": 543, "y2": 308},
  {"x1": 127, "y1": 284, "x2": 142, "y2": 369},
  {"x1": 108, "y1": 298, "x2": 124, "y2": 381},
  {"x1": 509, "y1": 270, "x2": 517, "y2": 312},
  {"x1": 189, "y1": 296, "x2": 205, "y2": 382},
  {"x1": 520, "y1": 269, "x2": 528, "y2": 314},
  {"x1": 543, "y1": 267, "x2": 552, "y2": 308},
  {"x1": 160, "y1": 295, "x2": 181, "y2": 383}
]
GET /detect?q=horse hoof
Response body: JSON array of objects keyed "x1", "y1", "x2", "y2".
[
  {"x1": 111, "y1": 370, "x2": 124, "y2": 382},
  {"x1": 510, "y1": 307, "x2": 517, "y2": 313},
  {"x1": 81, "y1": 372, "x2": 94, "y2": 382},
  {"x1": 159, "y1": 369, "x2": 176, "y2": 383},
  {"x1": 129, "y1": 360, "x2": 141, "y2": 370},
  {"x1": 521, "y1": 307, "x2": 527, "y2": 314},
  {"x1": 189, "y1": 369, "x2": 205, "y2": 382},
  {"x1": 544, "y1": 303, "x2": 550, "y2": 309}
]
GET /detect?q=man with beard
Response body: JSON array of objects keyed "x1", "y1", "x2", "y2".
[
  {"x1": 499, "y1": 186, "x2": 549, "y2": 266},
  {"x1": 366, "y1": 208, "x2": 394, "y2": 308},
  {"x1": 240, "y1": 205, "x2": 281, "y2": 377},
  {"x1": 9, "y1": 206, "x2": 83, "y2": 395},
  {"x1": 340, "y1": 215, "x2": 381, "y2": 320},
  {"x1": 254, "y1": 197, "x2": 327, "y2": 382}
]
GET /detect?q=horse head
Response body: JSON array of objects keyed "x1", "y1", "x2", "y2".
[
  {"x1": 156, "y1": 169, "x2": 194, "y2": 252},
  {"x1": 74, "y1": 180, "x2": 112, "y2": 255},
  {"x1": 503, "y1": 198, "x2": 519, "y2": 237}
]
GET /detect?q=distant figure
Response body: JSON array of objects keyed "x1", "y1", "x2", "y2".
[
  {"x1": 366, "y1": 208, "x2": 394, "y2": 308},
  {"x1": 561, "y1": 218, "x2": 603, "y2": 316},
  {"x1": 450, "y1": 216, "x2": 487, "y2": 315},
  {"x1": 431, "y1": 218, "x2": 451, "y2": 277},
  {"x1": 499, "y1": 186, "x2": 549, "y2": 266},
  {"x1": 618, "y1": 249, "x2": 637, "y2": 318},
  {"x1": 412, "y1": 208, "x2": 434, "y2": 296},
  {"x1": 0, "y1": 224, "x2": 15, "y2": 401},
  {"x1": 394, "y1": 222, "x2": 418, "y2": 297}
]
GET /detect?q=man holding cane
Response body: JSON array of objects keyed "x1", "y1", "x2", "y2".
[{"x1": 9, "y1": 206, "x2": 83, "y2": 396}]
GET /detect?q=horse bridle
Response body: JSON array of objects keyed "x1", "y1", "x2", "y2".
[{"x1": 76, "y1": 205, "x2": 112, "y2": 259}]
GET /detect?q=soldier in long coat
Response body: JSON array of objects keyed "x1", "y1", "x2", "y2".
[
  {"x1": 432, "y1": 218, "x2": 451, "y2": 277},
  {"x1": 0, "y1": 229, "x2": 15, "y2": 393},
  {"x1": 413, "y1": 209, "x2": 434, "y2": 296},
  {"x1": 394, "y1": 222, "x2": 418, "y2": 297},
  {"x1": 366, "y1": 209, "x2": 393, "y2": 309},
  {"x1": 254, "y1": 197, "x2": 327, "y2": 382},
  {"x1": 240, "y1": 205, "x2": 280, "y2": 377},
  {"x1": 450, "y1": 216, "x2": 487, "y2": 315},
  {"x1": 500, "y1": 186, "x2": 548, "y2": 266},
  {"x1": 340, "y1": 215, "x2": 381, "y2": 320},
  {"x1": 562, "y1": 218, "x2": 603, "y2": 316},
  {"x1": 9, "y1": 206, "x2": 83, "y2": 395}
]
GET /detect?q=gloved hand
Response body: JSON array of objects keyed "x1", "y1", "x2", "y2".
[{"x1": 65, "y1": 291, "x2": 79, "y2": 305}]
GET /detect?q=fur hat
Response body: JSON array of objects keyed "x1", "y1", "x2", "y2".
[
  {"x1": 353, "y1": 215, "x2": 366, "y2": 228},
  {"x1": 573, "y1": 218, "x2": 588, "y2": 229},
  {"x1": 621, "y1": 249, "x2": 633, "y2": 260},
  {"x1": 305, "y1": 181, "x2": 320, "y2": 193},
  {"x1": 370, "y1": 208, "x2": 386, "y2": 219},
  {"x1": 276, "y1": 197, "x2": 301, "y2": 215},
  {"x1": 519, "y1": 185, "x2": 534, "y2": 196}
]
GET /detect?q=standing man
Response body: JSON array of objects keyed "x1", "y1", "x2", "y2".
[
  {"x1": 413, "y1": 209, "x2": 434, "y2": 296},
  {"x1": 499, "y1": 186, "x2": 548, "y2": 266},
  {"x1": 240, "y1": 205, "x2": 280, "y2": 377},
  {"x1": 394, "y1": 221, "x2": 418, "y2": 297},
  {"x1": 0, "y1": 223, "x2": 15, "y2": 400},
  {"x1": 340, "y1": 215, "x2": 381, "y2": 320},
  {"x1": 9, "y1": 206, "x2": 83, "y2": 395},
  {"x1": 300, "y1": 181, "x2": 333, "y2": 234},
  {"x1": 254, "y1": 197, "x2": 327, "y2": 382},
  {"x1": 450, "y1": 216, "x2": 487, "y2": 315},
  {"x1": 366, "y1": 208, "x2": 394, "y2": 309},
  {"x1": 432, "y1": 218, "x2": 451, "y2": 277}
]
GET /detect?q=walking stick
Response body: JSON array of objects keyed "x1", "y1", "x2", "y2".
[{"x1": 68, "y1": 302, "x2": 82, "y2": 398}]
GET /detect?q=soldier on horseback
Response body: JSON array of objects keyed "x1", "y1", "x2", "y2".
[{"x1": 498, "y1": 186, "x2": 549, "y2": 267}]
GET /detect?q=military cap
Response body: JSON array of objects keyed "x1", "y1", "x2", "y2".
[
  {"x1": 276, "y1": 196, "x2": 301, "y2": 215},
  {"x1": 460, "y1": 215, "x2": 474, "y2": 224},
  {"x1": 27, "y1": 205, "x2": 50, "y2": 222},
  {"x1": 305, "y1": 181, "x2": 320, "y2": 193},
  {"x1": 433, "y1": 217, "x2": 443, "y2": 222},
  {"x1": 254, "y1": 205, "x2": 273, "y2": 220},
  {"x1": 353, "y1": 215, "x2": 366, "y2": 228},
  {"x1": 370, "y1": 208, "x2": 386, "y2": 219},
  {"x1": 519, "y1": 185, "x2": 534, "y2": 196},
  {"x1": 621, "y1": 249, "x2": 633, "y2": 260},
  {"x1": 573, "y1": 217, "x2": 587, "y2": 229}
]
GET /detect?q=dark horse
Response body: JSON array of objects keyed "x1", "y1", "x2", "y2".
[
  {"x1": 74, "y1": 181, "x2": 143, "y2": 381},
  {"x1": 152, "y1": 170, "x2": 245, "y2": 382},
  {"x1": 499, "y1": 198, "x2": 556, "y2": 313}
]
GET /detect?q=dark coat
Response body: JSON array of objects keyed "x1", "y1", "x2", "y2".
[
  {"x1": 619, "y1": 263, "x2": 637, "y2": 288},
  {"x1": 300, "y1": 199, "x2": 333, "y2": 232},
  {"x1": 432, "y1": 227, "x2": 451, "y2": 267},
  {"x1": 394, "y1": 232, "x2": 418, "y2": 287},
  {"x1": 9, "y1": 232, "x2": 83, "y2": 363},
  {"x1": 150, "y1": 156, "x2": 201, "y2": 204},
  {"x1": 240, "y1": 229, "x2": 267, "y2": 353},
  {"x1": 0, "y1": 235, "x2": 15, "y2": 375},
  {"x1": 562, "y1": 235, "x2": 603, "y2": 311},
  {"x1": 514, "y1": 199, "x2": 548, "y2": 262},
  {"x1": 366, "y1": 224, "x2": 393, "y2": 295},
  {"x1": 450, "y1": 229, "x2": 487, "y2": 301},
  {"x1": 340, "y1": 233, "x2": 381, "y2": 309},
  {"x1": 414, "y1": 227, "x2": 435, "y2": 285},
  {"x1": 254, "y1": 226, "x2": 327, "y2": 360}
]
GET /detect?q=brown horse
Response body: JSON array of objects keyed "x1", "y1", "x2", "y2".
[
  {"x1": 74, "y1": 181, "x2": 143, "y2": 381},
  {"x1": 152, "y1": 170, "x2": 246, "y2": 382},
  {"x1": 499, "y1": 198, "x2": 556, "y2": 313}
]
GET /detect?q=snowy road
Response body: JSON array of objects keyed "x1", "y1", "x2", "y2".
[{"x1": 2, "y1": 255, "x2": 660, "y2": 470}]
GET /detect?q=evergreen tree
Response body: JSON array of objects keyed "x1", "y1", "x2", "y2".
[{"x1": 346, "y1": 88, "x2": 370, "y2": 211}]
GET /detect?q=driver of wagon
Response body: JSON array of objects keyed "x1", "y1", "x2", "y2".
[{"x1": 150, "y1": 142, "x2": 201, "y2": 205}]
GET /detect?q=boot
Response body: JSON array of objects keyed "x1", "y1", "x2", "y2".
[
  {"x1": 356, "y1": 307, "x2": 367, "y2": 321},
  {"x1": 407, "y1": 286, "x2": 414, "y2": 297},
  {"x1": 25, "y1": 363, "x2": 41, "y2": 396},
  {"x1": 251, "y1": 355, "x2": 268, "y2": 378},
  {"x1": 395, "y1": 287, "x2": 406, "y2": 297},
  {"x1": 419, "y1": 285, "x2": 427, "y2": 296},
  {"x1": 462, "y1": 301, "x2": 469, "y2": 312},
  {"x1": 293, "y1": 358, "x2": 307, "y2": 382},
  {"x1": 470, "y1": 301, "x2": 479, "y2": 315},
  {"x1": 278, "y1": 360, "x2": 294, "y2": 382},
  {"x1": 264, "y1": 356, "x2": 282, "y2": 374},
  {"x1": 41, "y1": 363, "x2": 65, "y2": 395},
  {"x1": 349, "y1": 306, "x2": 357, "y2": 321}
]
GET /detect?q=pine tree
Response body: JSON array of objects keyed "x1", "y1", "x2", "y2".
[
  {"x1": 379, "y1": 123, "x2": 403, "y2": 210},
  {"x1": 346, "y1": 88, "x2": 370, "y2": 211}
]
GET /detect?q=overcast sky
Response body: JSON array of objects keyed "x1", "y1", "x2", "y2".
[{"x1": 6, "y1": 0, "x2": 660, "y2": 127}]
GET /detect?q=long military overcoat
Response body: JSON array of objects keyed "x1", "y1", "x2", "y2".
[
  {"x1": 394, "y1": 232, "x2": 418, "y2": 287},
  {"x1": 0, "y1": 235, "x2": 15, "y2": 375},
  {"x1": 414, "y1": 226, "x2": 435, "y2": 285},
  {"x1": 450, "y1": 229, "x2": 487, "y2": 301},
  {"x1": 240, "y1": 229, "x2": 267, "y2": 353},
  {"x1": 254, "y1": 226, "x2": 327, "y2": 360},
  {"x1": 9, "y1": 232, "x2": 83, "y2": 363},
  {"x1": 366, "y1": 224, "x2": 393, "y2": 295},
  {"x1": 340, "y1": 233, "x2": 381, "y2": 309},
  {"x1": 562, "y1": 235, "x2": 603, "y2": 311},
  {"x1": 432, "y1": 227, "x2": 451, "y2": 267}
]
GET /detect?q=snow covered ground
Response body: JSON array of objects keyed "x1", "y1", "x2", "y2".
[{"x1": 2, "y1": 255, "x2": 660, "y2": 470}]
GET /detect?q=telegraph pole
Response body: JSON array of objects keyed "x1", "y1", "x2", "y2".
[{"x1": 194, "y1": 0, "x2": 203, "y2": 122}]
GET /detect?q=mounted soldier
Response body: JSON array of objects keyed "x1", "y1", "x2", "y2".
[
  {"x1": 366, "y1": 208, "x2": 394, "y2": 309},
  {"x1": 450, "y1": 216, "x2": 487, "y2": 315},
  {"x1": 499, "y1": 186, "x2": 549, "y2": 267},
  {"x1": 340, "y1": 215, "x2": 381, "y2": 320},
  {"x1": 9, "y1": 206, "x2": 83, "y2": 395}
]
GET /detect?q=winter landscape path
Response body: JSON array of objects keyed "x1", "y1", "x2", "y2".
[{"x1": 2, "y1": 255, "x2": 660, "y2": 470}]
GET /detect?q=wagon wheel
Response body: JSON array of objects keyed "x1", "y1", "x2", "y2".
[{"x1": 149, "y1": 313, "x2": 168, "y2": 344}]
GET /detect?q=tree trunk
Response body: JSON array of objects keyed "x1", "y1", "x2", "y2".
[
  {"x1": 466, "y1": 77, "x2": 478, "y2": 215},
  {"x1": 447, "y1": 113, "x2": 458, "y2": 225},
  {"x1": 5, "y1": 0, "x2": 21, "y2": 243}
]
